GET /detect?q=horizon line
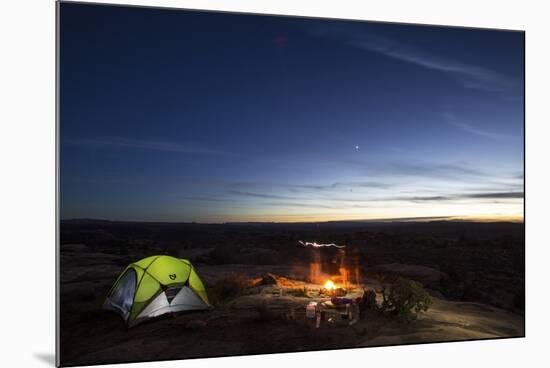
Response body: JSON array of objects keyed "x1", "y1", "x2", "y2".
[{"x1": 60, "y1": 214, "x2": 525, "y2": 225}]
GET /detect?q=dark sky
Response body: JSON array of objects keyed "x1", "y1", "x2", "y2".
[{"x1": 59, "y1": 2, "x2": 524, "y2": 222}]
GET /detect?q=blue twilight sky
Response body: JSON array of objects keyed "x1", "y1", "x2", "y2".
[{"x1": 59, "y1": 3, "x2": 524, "y2": 223}]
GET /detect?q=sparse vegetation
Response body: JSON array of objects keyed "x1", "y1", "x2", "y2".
[
  {"x1": 60, "y1": 220, "x2": 524, "y2": 365},
  {"x1": 381, "y1": 277, "x2": 432, "y2": 322},
  {"x1": 207, "y1": 273, "x2": 249, "y2": 306},
  {"x1": 359, "y1": 289, "x2": 378, "y2": 313}
]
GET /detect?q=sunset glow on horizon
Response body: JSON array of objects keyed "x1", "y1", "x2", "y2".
[{"x1": 59, "y1": 5, "x2": 524, "y2": 224}]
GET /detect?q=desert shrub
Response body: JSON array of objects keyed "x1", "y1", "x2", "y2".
[
  {"x1": 382, "y1": 277, "x2": 432, "y2": 322},
  {"x1": 359, "y1": 289, "x2": 378, "y2": 312},
  {"x1": 208, "y1": 273, "x2": 249, "y2": 306}
]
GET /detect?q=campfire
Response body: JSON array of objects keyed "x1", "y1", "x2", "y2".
[
  {"x1": 324, "y1": 279, "x2": 335, "y2": 291},
  {"x1": 299, "y1": 240, "x2": 360, "y2": 291},
  {"x1": 321, "y1": 279, "x2": 346, "y2": 297}
]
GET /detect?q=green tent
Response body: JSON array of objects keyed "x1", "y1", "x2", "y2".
[{"x1": 103, "y1": 255, "x2": 211, "y2": 327}]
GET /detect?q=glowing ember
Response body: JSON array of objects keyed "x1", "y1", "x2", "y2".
[{"x1": 324, "y1": 280, "x2": 336, "y2": 290}]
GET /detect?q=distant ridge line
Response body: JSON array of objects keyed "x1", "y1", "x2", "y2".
[{"x1": 60, "y1": 215, "x2": 524, "y2": 225}]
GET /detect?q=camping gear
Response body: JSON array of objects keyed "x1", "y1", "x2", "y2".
[
  {"x1": 331, "y1": 297, "x2": 353, "y2": 305},
  {"x1": 318, "y1": 300, "x2": 360, "y2": 326},
  {"x1": 306, "y1": 302, "x2": 318, "y2": 318},
  {"x1": 334, "y1": 288, "x2": 347, "y2": 296},
  {"x1": 103, "y1": 255, "x2": 211, "y2": 327},
  {"x1": 316, "y1": 312, "x2": 321, "y2": 328}
]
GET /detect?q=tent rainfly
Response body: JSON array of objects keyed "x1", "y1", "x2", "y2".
[{"x1": 103, "y1": 255, "x2": 211, "y2": 327}]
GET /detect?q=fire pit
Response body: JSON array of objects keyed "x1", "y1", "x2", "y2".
[
  {"x1": 320, "y1": 279, "x2": 347, "y2": 297},
  {"x1": 324, "y1": 279, "x2": 335, "y2": 291},
  {"x1": 299, "y1": 240, "x2": 361, "y2": 290}
]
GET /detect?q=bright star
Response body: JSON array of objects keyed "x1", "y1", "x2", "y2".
[{"x1": 355, "y1": 145, "x2": 360, "y2": 150}]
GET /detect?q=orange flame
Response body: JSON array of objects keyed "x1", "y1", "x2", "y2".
[
  {"x1": 324, "y1": 280, "x2": 335, "y2": 290},
  {"x1": 310, "y1": 262, "x2": 321, "y2": 284}
]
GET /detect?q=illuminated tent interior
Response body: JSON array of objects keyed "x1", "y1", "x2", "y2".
[{"x1": 103, "y1": 255, "x2": 211, "y2": 327}]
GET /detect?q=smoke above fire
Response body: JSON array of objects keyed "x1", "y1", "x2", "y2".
[{"x1": 298, "y1": 241, "x2": 346, "y2": 249}]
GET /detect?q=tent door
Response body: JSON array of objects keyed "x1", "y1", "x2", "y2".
[{"x1": 103, "y1": 269, "x2": 136, "y2": 320}]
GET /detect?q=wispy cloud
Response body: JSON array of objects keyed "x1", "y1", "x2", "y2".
[
  {"x1": 179, "y1": 195, "x2": 233, "y2": 203},
  {"x1": 290, "y1": 181, "x2": 393, "y2": 191},
  {"x1": 305, "y1": 24, "x2": 520, "y2": 94},
  {"x1": 359, "y1": 39, "x2": 515, "y2": 93},
  {"x1": 386, "y1": 191, "x2": 523, "y2": 203},
  {"x1": 465, "y1": 191, "x2": 523, "y2": 199},
  {"x1": 389, "y1": 162, "x2": 486, "y2": 179},
  {"x1": 448, "y1": 121, "x2": 511, "y2": 140},
  {"x1": 66, "y1": 137, "x2": 228, "y2": 155},
  {"x1": 444, "y1": 113, "x2": 511, "y2": 140},
  {"x1": 229, "y1": 190, "x2": 299, "y2": 201},
  {"x1": 265, "y1": 202, "x2": 341, "y2": 209},
  {"x1": 226, "y1": 185, "x2": 523, "y2": 205}
]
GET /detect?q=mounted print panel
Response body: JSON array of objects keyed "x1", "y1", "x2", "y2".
[{"x1": 57, "y1": 1, "x2": 525, "y2": 366}]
